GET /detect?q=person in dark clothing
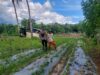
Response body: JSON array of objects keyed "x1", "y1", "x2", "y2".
[{"x1": 39, "y1": 29, "x2": 48, "y2": 51}]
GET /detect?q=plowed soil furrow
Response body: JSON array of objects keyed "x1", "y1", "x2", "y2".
[{"x1": 50, "y1": 51, "x2": 69, "y2": 75}]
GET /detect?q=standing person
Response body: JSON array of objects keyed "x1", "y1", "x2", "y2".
[
  {"x1": 39, "y1": 29, "x2": 48, "y2": 51},
  {"x1": 48, "y1": 31, "x2": 56, "y2": 50}
]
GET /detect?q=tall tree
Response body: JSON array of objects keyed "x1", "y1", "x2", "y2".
[
  {"x1": 12, "y1": 0, "x2": 22, "y2": 35},
  {"x1": 26, "y1": 0, "x2": 33, "y2": 38},
  {"x1": 82, "y1": 0, "x2": 100, "y2": 37}
]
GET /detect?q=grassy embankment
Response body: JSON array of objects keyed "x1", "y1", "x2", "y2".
[{"x1": 82, "y1": 38, "x2": 100, "y2": 74}]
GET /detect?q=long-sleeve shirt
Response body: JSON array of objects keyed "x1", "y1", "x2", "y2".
[{"x1": 39, "y1": 31, "x2": 48, "y2": 40}]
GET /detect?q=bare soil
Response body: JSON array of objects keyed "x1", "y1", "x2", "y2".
[
  {"x1": 93, "y1": 56, "x2": 100, "y2": 75},
  {"x1": 49, "y1": 52, "x2": 68, "y2": 75},
  {"x1": 57, "y1": 33, "x2": 81, "y2": 38}
]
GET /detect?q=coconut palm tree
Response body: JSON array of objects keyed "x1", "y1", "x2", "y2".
[
  {"x1": 26, "y1": 0, "x2": 33, "y2": 38},
  {"x1": 12, "y1": 0, "x2": 33, "y2": 37},
  {"x1": 12, "y1": 0, "x2": 22, "y2": 35}
]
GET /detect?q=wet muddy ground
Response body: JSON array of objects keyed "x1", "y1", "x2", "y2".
[
  {"x1": 93, "y1": 56, "x2": 100, "y2": 75},
  {"x1": 4, "y1": 40, "x2": 98, "y2": 75}
]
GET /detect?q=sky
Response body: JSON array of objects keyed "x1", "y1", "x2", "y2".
[{"x1": 0, "y1": 0, "x2": 84, "y2": 24}]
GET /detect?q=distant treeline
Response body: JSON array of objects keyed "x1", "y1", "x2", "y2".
[
  {"x1": 0, "y1": 24, "x2": 18, "y2": 36},
  {"x1": 0, "y1": 19, "x2": 83, "y2": 36},
  {"x1": 22, "y1": 19, "x2": 83, "y2": 33}
]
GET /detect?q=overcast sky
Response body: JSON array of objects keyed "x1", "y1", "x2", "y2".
[{"x1": 0, "y1": 0, "x2": 84, "y2": 24}]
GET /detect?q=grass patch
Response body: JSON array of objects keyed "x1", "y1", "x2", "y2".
[
  {"x1": 62, "y1": 38, "x2": 78, "y2": 75},
  {"x1": 0, "y1": 36, "x2": 78, "y2": 59},
  {"x1": 81, "y1": 38, "x2": 100, "y2": 58},
  {"x1": 0, "y1": 37, "x2": 41, "y2": 59},
  {"x1": 0, "y1": 50, "x2": 50, "y2": 75},
  {"x1": 0, "y1": 36, "x2": 79, "y2": 75}
]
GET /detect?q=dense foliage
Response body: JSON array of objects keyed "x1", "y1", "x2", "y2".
[
  {"x1": 0, "y1": 24, "x2": 18, "y2": 36},
  {"x1": 82, "y1": 0, "x2": 100, "y2": 38},
  {"x1": 0, "y1": 20, "x2": 82, "y2": 36},
  {"x1": 22, "y1": 19, "x2": 83, "y2": 33}
]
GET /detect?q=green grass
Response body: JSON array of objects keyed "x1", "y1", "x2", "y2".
[
  {"x1": 0, "y1": 50, "x2": 49, "y2": 75},
  {"x1": 32, "y1": 61, "x2": 49, "y2": 75},
  {"x1": 0, "y1": 36, "x2": 78, "y2": 59},
  {"x1": 32, "y1": 37, "x2": 78, "y2": 75},
  {"x1": 81, "y1": 38, "x2": 100, "y2": 58},
  {"x1": 62, "y1": 38, "x2": 78, "y2": 75},
  {"x1": 0, "y1": 36, "x2": 79, "y2": 75},
  {"x1": 0, "y1": 37, "x2": 41, "y2": 59}
]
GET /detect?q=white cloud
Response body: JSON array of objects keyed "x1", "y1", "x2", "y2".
[{"x1": 0, "y1": 0, "x2": 76, "y2": 24}]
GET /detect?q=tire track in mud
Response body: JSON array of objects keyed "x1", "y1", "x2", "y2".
[
  {"x1": 50, "y1": 45, "x2": 98, "y2": 75},
  {"x1": 50, "y1": 56, "x2": 67, "y2": 75},
  {"x1": 49, "y1": 47, "x2": 72, "y2": 75},
  {"x1": 61, "y1": 40, "x2": 98, "y2": 75}
]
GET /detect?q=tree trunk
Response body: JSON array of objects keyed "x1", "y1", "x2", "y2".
[
  {"x1": 26, "y1": 0, "x2": 33, "y2": 38},
  {"x1": 12, "y1": 0, "x2": 19, "y2": 35}
]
